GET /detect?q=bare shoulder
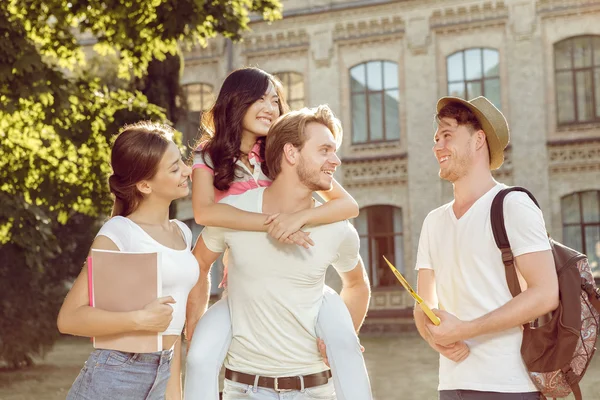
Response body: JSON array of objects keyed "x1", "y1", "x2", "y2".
[{"x1": 90, "y1": 235, "x2": 120, "y2": 252}]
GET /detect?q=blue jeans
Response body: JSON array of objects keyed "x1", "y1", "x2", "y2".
[
  {"x1": 439, "y1": 390, "x2": 540, "y2": 400},
  {"x1": 67, "y1": 348, "x2": 173, "y2": 400},
  {"x1": 222, "y1": 378, "x2": 336, "y2": 400},
  {"x1": 184, "y1": 287, "x2": 372, "y2": 400}
]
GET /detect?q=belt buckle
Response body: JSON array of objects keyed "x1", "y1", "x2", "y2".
[{"x1": 273, "y1": 377, "x2": 292, "y2": 392}]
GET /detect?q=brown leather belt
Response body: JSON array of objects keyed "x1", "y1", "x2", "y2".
[{"x1": 225, "y1": 368, "x2": 332, "y2": 392}]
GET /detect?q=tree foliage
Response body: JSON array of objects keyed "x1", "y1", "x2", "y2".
[{"x1": 0, "y1": 0, "x2": 281, "y2": 368}]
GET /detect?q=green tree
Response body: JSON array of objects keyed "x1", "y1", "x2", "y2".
[{"x1": 0, "y1": 0, "x2": 281, "y2": 368}]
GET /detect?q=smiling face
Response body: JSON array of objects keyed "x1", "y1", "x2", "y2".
[
  {"x1": 295, "y1": 122, "x2": 341, "y2": 191},
  {"x1": 433, "y1": 117, "x2": 476, "y2": 183},
  {"x1": 144, "y1": 142, "x2": 192, "y2": 201},
  {"x1": 241, "y1": 81, "x2": 281, "y2": 139}
]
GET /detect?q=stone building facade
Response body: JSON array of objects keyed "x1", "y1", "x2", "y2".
[{"x1": 175, "y1": 0, "x2": 600, "y2": 333}]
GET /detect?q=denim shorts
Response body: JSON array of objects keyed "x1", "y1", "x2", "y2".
[{"x1": 66, "y1": 348, "x2": 173, "y2": 400}]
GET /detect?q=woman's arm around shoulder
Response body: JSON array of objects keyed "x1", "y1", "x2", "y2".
[
  {"x1": 192, "y1": 168, "x2": 270, "y2": 230},
  {"x1": 266, "y1": 178, "x2": 359, "y2": 241}
]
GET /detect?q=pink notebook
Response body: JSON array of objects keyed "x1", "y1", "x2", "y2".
[{"x1": 88, "y1": 250, "x2": 162, "y2": 353}]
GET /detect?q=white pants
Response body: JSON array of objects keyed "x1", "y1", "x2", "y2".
[
  {"x1": 222, "y1": 379, "x2": 335, "y2": 400},
  {"x1": 184, "y1": 286, "x2": 372, "y2": 400}
]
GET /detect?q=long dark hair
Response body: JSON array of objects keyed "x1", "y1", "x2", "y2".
[
  {"x1": 108, "y1": 121, "x2": 175, "y2": 217},
  {"x1": 196, "y1": 67, "x2": 288, "y2": 191}
]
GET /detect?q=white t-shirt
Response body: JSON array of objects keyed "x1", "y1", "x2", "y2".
[
  {"x1": 415, "y1": 184, "x2": 551, "y2": 393},
  {"x1": 96, "y1": 216, "x2": 200, "y2": 336},
  {"x1": 201, "y1": 187, "x2": 360, "y2": 377}
]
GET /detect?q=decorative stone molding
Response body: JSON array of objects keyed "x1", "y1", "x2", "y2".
[
  {"x1": 430, "y1": 1, "x2": 509, "y2": 33},
  {"x1": 347, "y1": 140, "x2": 403, "y2": 153},
  {"x1": 548, "y1": 138, "x2": 600, "y2": 174},
  {"x1": 242, "y1": 29, "x2": 310, "y2": 56},
  {"x1": 341, "y1": 154, "x2": 408, "y2": 188},
  {"x1": 311, "y1": 29, "x2": 333, "y2": 68},
  {"x1": 182, "y1": 39, "x2": 224, "y2": 62},
  {"x1": 333, "y1": 16, "x2": 405, "y2": 44},
  {"x1": 510, "y1": 2, "x2": 537, "y2": 40},
  {"x1": 537, "y1": 0, "x2": 600, "y2": 17},
  {"x1": 407, "y1": 17, "x2": 431, "y2": 55}
]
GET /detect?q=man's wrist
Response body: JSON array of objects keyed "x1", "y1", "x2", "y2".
[
  {"x1": 292, "y1": 208, "x2": 310, "y2": 225},
  {"x1": 461, "y1": 319, "x2": 478, "y2": 340}
]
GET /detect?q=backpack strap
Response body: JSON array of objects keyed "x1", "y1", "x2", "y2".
[
  {"x1": 582, "y1": 280, "x2": 600, "y2": 313},
  {"x1": 490, "y1": 187, "x2": 541, "y2": 299},
  {"x1": 562, "y1": 364, "x2": 583, "y2": 400}
]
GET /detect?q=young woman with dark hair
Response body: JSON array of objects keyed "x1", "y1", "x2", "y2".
[
  {"x1": 185, "y1": 67, "x2": 372, "y2": 400},
  {"x1": 58, "y1": 122, "x2": 198, "y2": 400}
]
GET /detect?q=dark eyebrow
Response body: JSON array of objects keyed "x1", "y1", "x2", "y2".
[{"x1": 434, "y1": 127, "x2": 452, "y2": 141}]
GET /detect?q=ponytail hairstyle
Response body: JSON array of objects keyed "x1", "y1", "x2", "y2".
[
  {"x1": 195, "y1": 67, "x2": 288, "y2": 191},
  {"x1": 108, "y1": 121, "x2": 175, "y2": 217}
]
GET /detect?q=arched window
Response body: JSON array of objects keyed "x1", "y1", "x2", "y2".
[
  {"x1": 446, "y1": 48, "x2": 500, "y2": 109},
  {"x1": 350, "y1": 61, "x2": 400, "y2": 144},
  {"x1": 554, "y1": 36, "x2": 600, "y2": 125},
  {"x1": 181, "y1": 83, "x2": 214, "y2": 151},
  {"x1": 353, "y1": 205, "x2": 403, "y2": 288},
  {"x1": 274, "y1": 72, "x2": 305, "y2": 110},
  {"x1": 562, "y1": 191, "x2": 600, "y2": 278}
]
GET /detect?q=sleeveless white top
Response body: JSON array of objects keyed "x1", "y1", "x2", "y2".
[{"x1": 95, "y1": 216, "x2": 200, "y2": 335}]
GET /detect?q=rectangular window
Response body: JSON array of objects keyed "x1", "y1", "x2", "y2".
[
  {"x1": 350, "y1": 61, "x2": 400, "y2": 144},
  {"x1": 554, "y1": 36, "x2": 600, "y2": 125},
  {"x1": 446, "y1": 48, "x2": 501, "y2": 109}
]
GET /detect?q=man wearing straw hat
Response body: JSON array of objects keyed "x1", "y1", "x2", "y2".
[{"x1": 413, "y1": 96, "x2": 559, "y2": 399}]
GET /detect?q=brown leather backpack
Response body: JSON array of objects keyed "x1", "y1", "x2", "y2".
[{"x1": 491, "y1": 187, "x2": 600, "y2": 400}]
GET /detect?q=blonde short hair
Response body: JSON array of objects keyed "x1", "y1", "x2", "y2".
[{"x1": 264, "y1": 105, "x2": 342, "y2": 179}]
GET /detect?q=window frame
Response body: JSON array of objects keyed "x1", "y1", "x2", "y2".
[
  {"x1": 274, "y1": 71, "x2": 305, "y2": 111},
  {"x1": 349, "y1": 60, "x2": 400, "y2": 145},
  {"x1": 354, "y1": 205, "x2": 403, "y2": 289},
  {"x1": 446, "y1": 47, "x2": 501, "y2": 108},
  {"x1": 181, "y1": 82, "x2": 214, "y2": 153},
  {"x1": 554, "y1": 35, "x2": 600, "y2": 126},
  {"x1": 561, "y1": 190, "x2": 600, "y2": 280}
]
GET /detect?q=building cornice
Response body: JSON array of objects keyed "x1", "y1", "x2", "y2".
[
  {"x1": 430, "y1": 1, "x2": 509, "y2": 33},
  {"x1": 548, "y1": 137, "x2": 600, "y2": 174},
  {"x1": 251, "y1": 0, "x2": 410, "y2": 22},
  {"x1": 181, "y1": 38, "x2": 224, "y2": 63},
  {"x1": 333, "y1": 16, "x2": 405, "y2": 43},
  {"x1": 341, "y1": 153, "x2": 408, "y2": 188},
  {"x1": 537, "y1": 0, "x2": 600, "y2": 19},
  {"x1": 242, "y1": 29, "x2": 310, "y2": 56}
]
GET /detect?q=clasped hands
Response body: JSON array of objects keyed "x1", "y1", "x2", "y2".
[
  {"x1": 426, "y1": 309, "x2": 471, "y2": 363},
  {"x1": 264, "y1": 211, "x2": 314, "y2": 249}
]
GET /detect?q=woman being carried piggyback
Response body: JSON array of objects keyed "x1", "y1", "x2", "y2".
[{"x1": 184, "y1": 67, "x2": 373, "y2": 400}]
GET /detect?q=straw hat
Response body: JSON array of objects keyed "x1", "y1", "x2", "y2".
[{"x1": 436, "y1": 96, "x2": 509, "y2": 170}]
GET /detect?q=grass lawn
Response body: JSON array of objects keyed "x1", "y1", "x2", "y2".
[{"x1": 0, "y1": 333, "x2": 598, "y2": 399}]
